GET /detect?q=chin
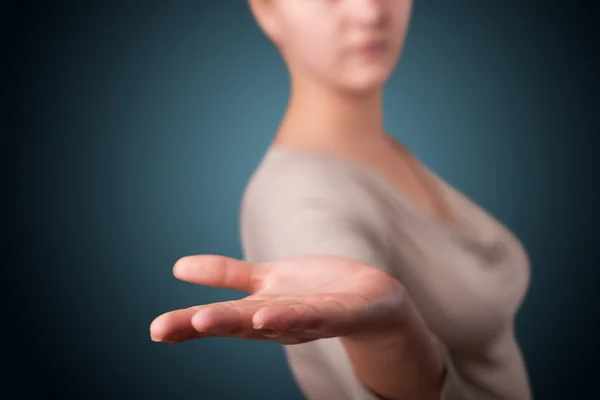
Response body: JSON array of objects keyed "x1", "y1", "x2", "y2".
[{"x1": 340, "y1": 67, "x2": 392, "y2": 97}]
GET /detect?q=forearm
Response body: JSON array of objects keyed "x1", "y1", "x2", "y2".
[{"x1": 340, "y1": 296, "x2": 446, "y2": 400}]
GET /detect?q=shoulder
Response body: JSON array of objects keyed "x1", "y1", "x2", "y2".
[
  {"x1": 239, "y1": 148, "x2": 392, "y2": 264},
  {"x1": 241, "y1": 149, "x2": 363, "y2": 218}
]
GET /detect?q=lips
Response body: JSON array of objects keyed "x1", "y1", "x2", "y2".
[{"x1": 356, "y1": 40, "x2": 387, "y2": 57}]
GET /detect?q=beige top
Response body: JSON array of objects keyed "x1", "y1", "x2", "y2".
[{"x1": 240, "y1": 146, "x2": 532, "y2": 400}]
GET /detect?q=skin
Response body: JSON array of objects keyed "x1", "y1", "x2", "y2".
[
  {"x1": 151, "y1": 255, "x2": 444, "y2": 400},
  {"x1": 258, "y1": 0, "x2": 451, "y2": 223},
  {"x1": 150, "y1": 255, "x2": 406, "y2": 344},
  {"x1": 264, "y1": 0, "x2": 410, "y2": 143},
  {"x1": 151, "y1": 1, "x2": 450, "y2": 399}
]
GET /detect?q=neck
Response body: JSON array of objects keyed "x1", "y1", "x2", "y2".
[{"x1": 275, "y1": 75, "x2": 387, "y2": 147}]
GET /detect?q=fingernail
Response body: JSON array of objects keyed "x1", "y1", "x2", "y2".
[
  {"x1": 254, "y1": 324, "x2": 280, "y2": 337},
  {"x1": 259, "y1": 329, "x2": 281, "y2": 337},
  {"x1": 173, "y1": 262, "x2": 183, "y2": 278}
]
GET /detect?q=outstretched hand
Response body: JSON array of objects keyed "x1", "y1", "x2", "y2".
[{"x1": 150, "y1": 255, "x2": 407, "y2": 345}]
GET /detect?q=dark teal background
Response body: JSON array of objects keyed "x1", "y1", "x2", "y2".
[{"x1": 8, "y1": 1, "x2": 598, "y2": 399}]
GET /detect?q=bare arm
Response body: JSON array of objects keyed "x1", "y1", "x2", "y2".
[
  {"x1": 241, "y1": 160, "x2": 531, "y2": 400},
  {"x1": 341, "y1": 295, "x2": 446, "y2": 400},
  {"x1": 241, "y1": 162, "x2": 455, "y2": 399},
  {"x1": 242, "y1": 178, "x2": 447, "y2": 398}
]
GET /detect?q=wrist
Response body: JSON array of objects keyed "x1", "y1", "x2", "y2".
[
  {"x1": 340, "y1": 323, "x2": 445, "y2": 375},
  {"x1": 340, "y1": 330, "x2": 446, "y2": 400},
  {"x1": 341, "y1": 290, "x2": 421, "y2": 343},
  {"x1": 339, "y1": 298, "x2": 446, "y2": 399}
]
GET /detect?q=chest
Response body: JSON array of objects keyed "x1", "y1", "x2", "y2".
[
  {"x1": 380, "y1": 186, "x2": 531, "y2": 351},
  {"x1": 354, "y1": 148, "x2": 454, "y2": 225}
]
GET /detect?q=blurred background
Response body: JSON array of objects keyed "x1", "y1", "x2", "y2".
[{"x1": 7, "y1": 1, "x2": 598, "y2": 399}]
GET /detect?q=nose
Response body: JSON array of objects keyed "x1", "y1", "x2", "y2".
[{"x1": 345, "y1": 0, "x2": 385, "y2": 26}]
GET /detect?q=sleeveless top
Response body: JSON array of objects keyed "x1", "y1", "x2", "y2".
[{"x1": 240, "y1": 146, "x2": 532, "y2": 400}]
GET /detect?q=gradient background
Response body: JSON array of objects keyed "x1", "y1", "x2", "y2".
[{"x1": 7, "y1": 1, "x2": 599, "y2": 399}]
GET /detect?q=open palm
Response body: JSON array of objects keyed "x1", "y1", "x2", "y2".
[{"x1": 150, "y1": 255, "x2": 406, "y2": 345}]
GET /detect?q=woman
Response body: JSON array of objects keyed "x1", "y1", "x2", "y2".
[{"x1": 150, "y1": 1, "x2": 532, "y2": 399}]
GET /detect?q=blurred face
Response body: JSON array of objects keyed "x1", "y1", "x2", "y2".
[{"x1": 252, "y1": 0, "x2": 413, "y2": 95}]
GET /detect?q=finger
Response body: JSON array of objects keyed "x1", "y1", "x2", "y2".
[
  {"x1": 151, "y1": 298, "x2": 302, "y2": 343},
  {"x1": 151, "y1": 302, "x2": 265, "y2": 343},
  {"x1": 191, "y1": 301, "x2": 263, "y2": 335},
  {"x1": 191, "y1": 298, "x2": 303, "y2": 333},
  {"x1": 252, "y1": 303, "x2": 318, "y2": 332},
  {"x1": 253, "y1": 295, "x2": 367, "y2": 337},
  {"x1": 295, "y1": 298, "x2": 355, "y2": 336},
  {"x1": 150, "y1": 306, "x2": 204, "y2": 343},
  {"x1": 173, "y1": 255, "x2": 269, "y2": 293}
]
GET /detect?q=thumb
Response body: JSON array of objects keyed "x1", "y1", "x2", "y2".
[{"x1": 172, "y1": 255, "x2": 269, "y2": 293}]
